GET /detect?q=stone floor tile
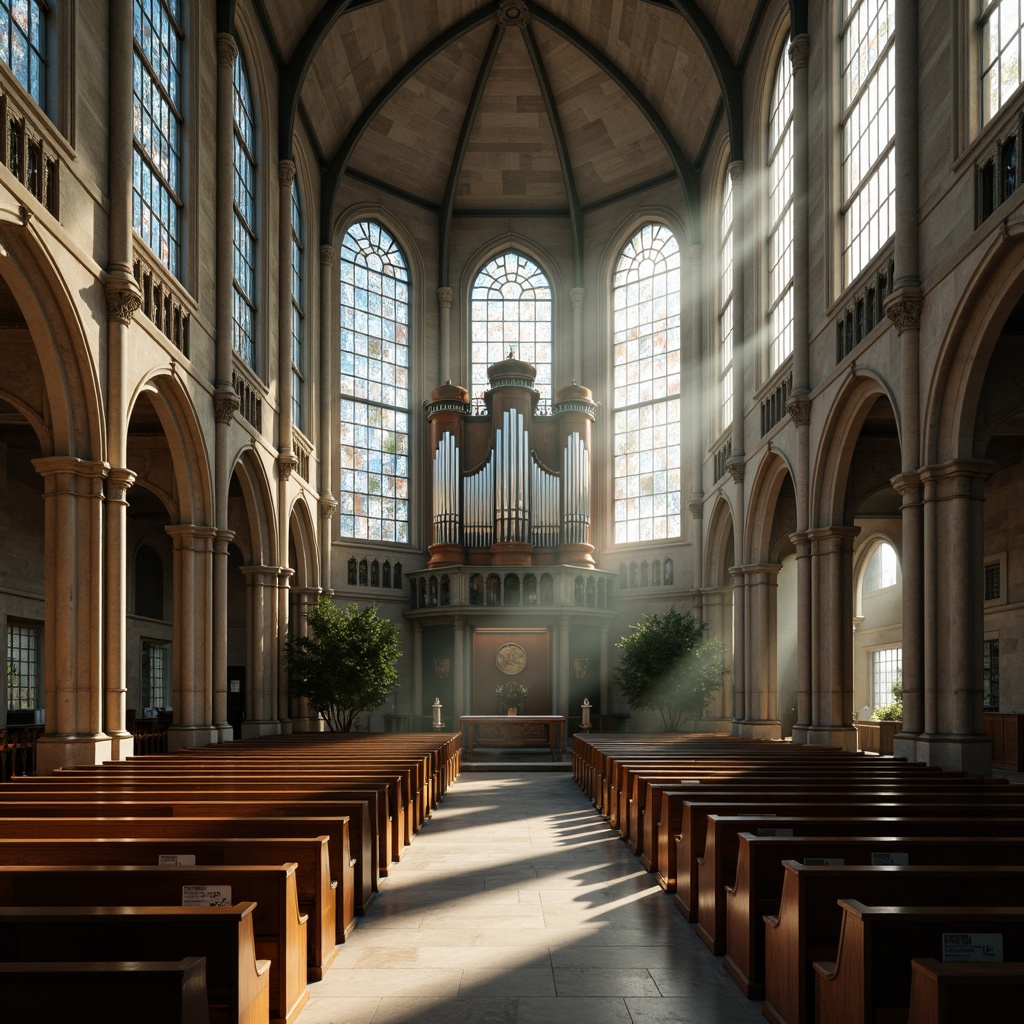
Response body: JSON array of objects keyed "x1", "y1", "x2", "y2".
[
  {"x1": 553, "y1": 966, "x2": 663, "y2": 997},
  {"x1": 515, "y1": 996, "x2": 633, "y2": 1023}
]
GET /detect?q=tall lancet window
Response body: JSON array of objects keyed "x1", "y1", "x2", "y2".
[
  {"x1": 982, "y1": 0, "x2": 1024, "y2": 124},
  {"x1": 767, "y1": 47, "x2": 794, "y2": 372},
  {"x1": 339, "y1": 221, "x2": 410, "y2": 543},
  {"x1": 291, "y1": 176, "x2": 305, "y2": 431},
  {"x1": 470, "y1": 252, "x2": 552, "y2": 407},
  {"x1": 612, "y1": 223, "x2": 681, "y2": 545},
  {"x1": 719, "y1": 169, "x2": 734, "y2": 432},
  {"x1": 232, "y1": 48, "x2": 257, "y2": 368}
]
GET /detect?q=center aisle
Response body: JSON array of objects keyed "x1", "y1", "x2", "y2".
[{"x1": 299, "y1": 771, "x2": 762, "y2": 1024}]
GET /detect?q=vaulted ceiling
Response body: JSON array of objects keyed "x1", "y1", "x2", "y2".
[{"x1": 235, "y1": 0, "x2": 782, "y2": 249}]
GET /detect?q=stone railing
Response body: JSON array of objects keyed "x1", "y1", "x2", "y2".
[{"x1": 132, "y1": 246, "x2": 192, "y2": 357}]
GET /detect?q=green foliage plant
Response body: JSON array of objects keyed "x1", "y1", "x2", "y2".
[
  {"x1": 870, "y1": 680, "x2": 903, "y2": 722},
  {"x1": 613, "y1": 607, "x2": 726, "y2": 731},
  {"x1": 286, "y1": 598, "x2": 401, "y2": 732}
]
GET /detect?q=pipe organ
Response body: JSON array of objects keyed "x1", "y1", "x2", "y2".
[{"x1": 425, "y1": 354, "x2": 597, "y2": 568}]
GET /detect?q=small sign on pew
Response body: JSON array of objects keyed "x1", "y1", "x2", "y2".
[
  {"x1": 679, "y1": 779, "x2": 700, "y2": 784},
  {"x1": 159, "y1": 854, "x2": 196, "y2": 867},
  {"x1": 942, "y1": 933, "x2": 1004, "y2": 963},
  {"x1": 182, "y1": 885, "x2": 231, "y2": 907},
  {"x1": 804, "y1": 857, "x2": 845, "y2": 865},
  {"x1": 757, "y1": 827, "x2": 794, "y2": 837},
  {"x1": 870, "y1": 852, "x2": 910, "y2": 866}
]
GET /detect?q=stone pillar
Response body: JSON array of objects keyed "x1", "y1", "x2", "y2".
[
  {"x1": 451, "y1": 618, "x2": 466, "y2": 720},
  {"x1": 738, "y1": 563, "x2": 782, "y2": 739},
  {"x1": 559, "y1": 617, "x2": 572, "y2": 716},
  {"x1": 438, "y1": 286, "x2": 453, "y2": 382},
  {"x1": 917, "y1": 461, "x2": 993, "y2": 774},
  {"x1": 412, "y1": 623, "x2": 423, "y2": 716},
  {"x1": 702, "y1": 586, "x2": 733, "y2": 726},
  {"x1": 729, "y1": 563, "x2": 745, "y2": 731},
  {"x1": 688, "y1": 243, "x2": 704, "y2": 617},
  {"x1": 570, "y1": 286, "x2": 585, "y2": 383},
  {"x1": 276, "y1": 566, "x2": 294, "y2": 732},
  {"x1": 33, "y1": 458, "x2": 111, "y2": 772},
  {"x1": 165, "y1": 524, "x2": 218, "y2": 751},
  {"x1": 211, "y1": 527, "x2": 234, "y2": 741},
  {"x1": 689, "y1": 499, "x2": 704, "y2": 621},
  {"x1": 289, "y1": 587, "x2": 321, "y2": 731},
  {"x1": 806, "y1": 526, "x2": 859, "y2": 750},
  {"x1": 789, "y1": 530, "x2": 813, "y2": 743},
  {"x1": 319, "y1": 245, "x2": 338, "y2": 590},
  {"x1": 892, "y1": 470, "x2": 924, "y2": 752},
  {"x1": 599, "y1": 625, "x2": 610, "y2": 714},
  {"x1": 240, "y1": 564, "x2": 284, "y2": 737}
]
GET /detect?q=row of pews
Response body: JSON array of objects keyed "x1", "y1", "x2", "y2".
[
  {"x1": 0, "y1": 730, "x2": 461, "y2": 1024},
  {"x1": 572, "y1": 733, "x2": 1024, "y2": 1024}
]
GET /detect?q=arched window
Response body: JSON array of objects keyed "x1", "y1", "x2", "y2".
[
  {"x1": 134, "y1": 545, "x2": 164, "y2": 620},
  {"x1": 841, "y1": 0, "x2": 895, "y2": 285},
  {"x1": 981, "y1": 1, "x2": 1024, "y2": 125},
  {"x1": 470, "y1": 251, "x2": 552, "y2": 406},
  {"x1": 719, "y1": 169, "x2": 734, "y2": 431},
  {"x1": 863, "y1": 541, "x2": 900, "y2": 593},
  {"x1": 232, "y1": 49, "x2": 257, "y2": 368},
  {"x1": 0, "y1": 1, "x2": 47, "y2": 107},
  {"x1": 339, "y1": 221, "x2": 410, "y2": 543},
  {"x1": 767, "y1": 49, "x2": 794, "y2": 372},
  {"x1": 291, "y1": 175, "x2": 305, "y2": 431},
  {"x1": 612, "y1": 223, "x2": 682, "y2": 544}
]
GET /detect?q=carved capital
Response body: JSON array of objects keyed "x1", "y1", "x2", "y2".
[
  {"x1": 787, "y1": 394, "x2": 811, "y2": 427},
  {"x1": 319, "y1": 244, "x2": 337, "y2": 266},
  {"x1": 320, "y1": 495, "x2": 338, "y2": 519},
  {"x1": 727, "y1": 456, "x2": 745, "y2": 485},
  {"x1": 570, "y1": 286, "x2": 586, "y2": 309},
  {"x1": 728, "y1": 160, "x2": 744, "y2": 186},
  {"x1": 497, "y1": 0, "x2": 530, "y2": 28},
  {"x1": 885, "y1": 294, "x2": 923, "y2": 335},
  {"x1": 277, "y1": 452, "x2": 299, "y2": 482},
  {"x1": 437, "y1": 286, "x2": 453, "y2": 309},
  {"x1": 278, "y1": 160, "x2": 296, "y2": 188},
  {"x1": 688, "y1": 498, "x2": 704, "y2": 520},
  {"x1": 106, "y1": 467, "x2": 137, "y2": 504},
  {"x1": 105, "y1": 280, "x2": 142, "y2": 326},
  {"x1": 216, "y1": 33, "x2": 237, "y2": 69},
  {"x1": 214, "y1": 386, "x2": 239, "y2": 424},
  {"x1": 788, "y1": 34, "x2": 810, "y2": 71}
]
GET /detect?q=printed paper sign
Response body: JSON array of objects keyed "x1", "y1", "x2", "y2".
[
  {"x1": 942, "y1": 933, "x2": 1003, "y2": 963},
  {"x1": 159, "y1": 854, "x2": 196, "y2": 866},
  {"x1": 182, "y1": 885, "x2": 231, "y2": 907},
  {"x1": 679, "y1": 779, "x2": 701, "y2": 784},
  {"x1": 804, "y1": 857, "x2": 845, "y2": 865},
  {"x1": 870, "y1": 852, "x2": 909, "y2": 866},
  {"x1": 757, "y1": 827, "x2": 794, "y2": 837}
]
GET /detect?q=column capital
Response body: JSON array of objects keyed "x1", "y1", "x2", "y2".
[
  {"x1": 32, "y1": 455, "x2": 109, "y2": 486},
  {"x1": 216, "y1": 33, "x2": 237, "y2": 68},
  {"x1": 106, "y1": 467, "x2": 137, "y2": 503},
  {"x1": 726, "y1": 456, "x2": 745, "y2": 484},
  {"x1": 788, "y1": 33, "x2": 810, "y2": 71},
  {"x1": 884, "y1": 288, "x2": 923, "y2": 335},
  {"x1": 890, "y1": 470, "x2": 923, "y2": 503},
  {"x1": 214, "y1": 385, "x2": 239, "y2": 424},
  {"x1": 277, "y1": 452, "x2": 299, "y2": 482},
  {"x1": 786, "y1": 394, "x2": 811, "y2": 427},
  {"x1": 688, "y1": 497, "x2": 704, "y2": 520},
  {"x1": 806, "y1": 524, "x2": 861, "y2": 552},
  {"x1": 105, "y1": 277, "x2": 143, "y2": 327},
  {"x1": 728, "y1": 159, "x2": 744, "y2": 185},
  {"x1": 919, "y1": 459, "x2": 995, "y2": 498},
  {"x1": 320, "y1": 244, "x2": 337, "y2": 266},
  {"x1": 165, "y1": 523, "x2": 217, "y2": 549},
  {"x1": 437, "y1": 286, "x2": 453, "y2": 308},
  {"x1": 278, "y1": 159, "x2": 296, "y2": 188},
  {"x1": 570, "y1": 286, "x2": 586, "y2": 308},
  {"x1": 320, "y1": 495, "x2": 338, "y2": 519}
]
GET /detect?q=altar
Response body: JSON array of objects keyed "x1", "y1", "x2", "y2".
[{"x1": 459, "y1": 715, "x2": 566, "y2": 761}]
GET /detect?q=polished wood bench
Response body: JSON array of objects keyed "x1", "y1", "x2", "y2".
[
  {"x1": 908, "y1": 958, "x2": 1024, "y2": 1024},
  {"x1": 0, "y1": 957, "x2": 211, "y2": 1024},
  {"x1": 0, "y1": 903, "x2": 270, "y2": 1024},
  {"x1": 814, "y1": 902, "x2": 1024, "y2": 1024},
  {"x1": 758, "y1": 859, "x2": 1024, "y2": 1023},
  {"x1": 0, "y1": 863, "x2": 308, "y2": 1024},
  {"x1": 0, "y1": 833, "x2": 341, "y2": 977}
]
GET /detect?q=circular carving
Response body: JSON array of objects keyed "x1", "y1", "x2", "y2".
[
  {"x1": 495, "y1": 642, "x2": 527, "y2": 676},
  {"x1": 497, "y1": 0, "x2": 530, "y2": 27}
]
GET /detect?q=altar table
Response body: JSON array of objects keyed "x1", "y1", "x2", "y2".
[{"x1": 459, "y1": 715, "x2": 566, "y2": 761}]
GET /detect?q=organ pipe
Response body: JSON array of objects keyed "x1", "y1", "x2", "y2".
[
  {"x1": 562, "y1": 432, "x2": 590, "y2": 545},
  {"x1": 432, "y1": 432, "x2": 460, "y2": 545}
]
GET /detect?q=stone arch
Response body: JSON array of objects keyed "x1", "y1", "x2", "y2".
[
  {"x1": 704, "y1": 494, "x2": 736, "y2": 586},
  {"x1": 286, "y1": 493, "x2": 320, "y2": 592},
  {"x1": 229, "y1": 447, "x2": 278, "y2": 568},
  {"x1": 745, "y1": 449, "x2": 796, "y2": 563}
]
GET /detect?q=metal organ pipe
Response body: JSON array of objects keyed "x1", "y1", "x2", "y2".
[
  {"x1": 563, "y1": 433, "x2": 591, "y2": 545},
  {"x1": 432, "y1": 433, "x2": 460, "y2": 546}
]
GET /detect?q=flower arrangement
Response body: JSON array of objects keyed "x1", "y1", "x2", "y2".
[{"x1": 495, "y1": 680, "x2": 528, "y2": 707}]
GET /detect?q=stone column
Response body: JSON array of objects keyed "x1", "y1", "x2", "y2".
[
  {"x1": 276, "y1": 566, "x2": 294, "y2": 731},
  {"x1": 289, "y1": 586, "x2": 321, "y2": 731},
  {"x1": 789, "y1": 530, "x2": 813, "y2": 743},
  {"x1": 892, "y1": 470, "x2": 924, "y2": 750},
  {"x1": 33, "y1": 458, "x2": 111, "y2": 772},
  {"x1": 212, "y1": 527, "x2": 234, "y2": 741},
  {"x1": 559, "y1": 617, "x2": 572, "y2": 716},
  {"x1": 411, "y1": 623, "x2": 423, "y2": 716},
  {"x1": 452, "y1": 618, "x2": 466, "y2": 720},
  {"x1": 599, "y1": 625, "x2": 610, "y2": 714},
  {"x1": 688, "y1": 243, "x2": 704, "y2": 617},
  {"x1": 278, "y1": 160, "x2": 296, "y2": 457},
  {"x1": 438, "y1": 286, "x2": 453, "y2": 382},
  {"x1": 319, "y1": 245, "x2": 338, "y2": 590},
  {"x1": 240, "y1": 564, "x2": 284, "y2": 737},
  {"x1": 729, "y1": 562, "x2": 745, "y2": 731},
  {"x1": 806, "y1": 526, "x2": 860, "y2": 750},
  {"x1": 165, "y1": 524, "x2": 218, "y2": 751},
  {"x1": 738, "y1": 563, "x2": 782, "y2": 739},
  {"x1": 570, "y1": 286, "x2": 585, "y2": 383},
  {"x1": 702, "y1": 586, "x2": 733, "y2": 725}
]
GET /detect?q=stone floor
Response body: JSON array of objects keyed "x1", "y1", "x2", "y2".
[{"x1": 298, "y1": 770, "x2": 764, "y2": 1024}]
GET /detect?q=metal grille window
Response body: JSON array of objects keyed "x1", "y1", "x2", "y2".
[
  {"x1": 232, "y1": 50, "x2": 257, "y2": 368},
  {"x1": 291, "y1": 177, "x2": 304, "y2": 431},
  {"x1": 870, "y1": 646, "x2": 901, "y2": 708},
  {"x1": 0, "y1": 0, "x2": 47, "y2": 107},
  {"x1": 719, "y1": 170, "x2": 734, "y2": 431},
  {"x1": 612, "y1": 222, "x2": 682, "y2": 544},
  {"x1": 470, "y1": 252, "x2": 552, "y2": 408},
  {"x1": 133, "y1": 0, "x2": 182, "y2": 276},
  {"x1": 768, "y1": 49, "x2": 794, "y2": 372},
  {"x1": 6, "y1": 622, "x2": 41, "y2": 711},
  {"x1": 984, "y1": 561, "x2": 1001, "y2": 601},
  {"x1": 983, "y1": 638, "x2": 1000, "y2": 711},
  {"x1": 339, "y1": 221, "x2": 410, "y2": 543},
  {"x1": 141, "y1": 639, "x2": 170, "y2": 709},
  {"x1": 982, "y1": 0, "x2": 1024, "y2": 124},
  {"x1": 841, "y1": 0, "x2": 895, "y2": 285}
]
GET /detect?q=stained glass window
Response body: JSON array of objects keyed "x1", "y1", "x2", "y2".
[
  {"x1": 768, "y1": 49, "x2": 794, "y2": 372},
  {"x1": 719, "y1": 170, "x2": 734, "y2": 431},
  {"x1": 982, "y1": 1, "x2": 1024, "y2": 124},
  {"x1": 0, "y1": 1, "x2": 47, "y2": 106},
  {"x1": 133, "y1": 0, "x2": 182, "y2": 276},
  {"x1": 339, "y1": 221, "x2": 410, "y2": 543},
  {"x1": 841, "y1": 0, "x2": 895, "y2": 285},
  {"x1": 470, "y1": 252, "x2": 552, "y2": 407},
  {"x1": 612, "y1": 223, "x2": 682, "y2": 545},
  {"x1": 291, "y1": 177, "x2": 304, "y2": 431},
  {"x1": 232, "y1": 49, "x2": 257, "y2": 368}
]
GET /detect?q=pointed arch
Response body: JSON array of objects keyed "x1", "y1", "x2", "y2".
[
  {"x1": 230, "y1": 448, "x2": 278, "y2": 567},
  {"x1": 746, "y1": 449, "x2": 796, "y2": 563}
]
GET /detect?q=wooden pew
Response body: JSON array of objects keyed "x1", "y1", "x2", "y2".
[
  {"x1": 908, "y1": 958, "x2": 1024, "y2": 1024},
  {"x1": 0, "y1": 903, "x2": 270, "y2": 1024},
  {"x1": 814, "y1": 902, "x2": 1024, "y2": 1024},
  {"x1": 0, "y1": 863, "x2": 308, "y2": 1024},
  {"x1": 0, "y1": 958, "x2": 211, "y2": 1024},
  {"x1": 0, "y1": 833, "x2": 341, "y2": 977},
  {"x1": 756, "y1": 859, "x2": 1024, "y2": 1023}
]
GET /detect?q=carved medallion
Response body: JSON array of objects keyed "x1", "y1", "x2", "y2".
[{"x1": 495, "y1": 642, "x2": 527, "y2": 675}]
